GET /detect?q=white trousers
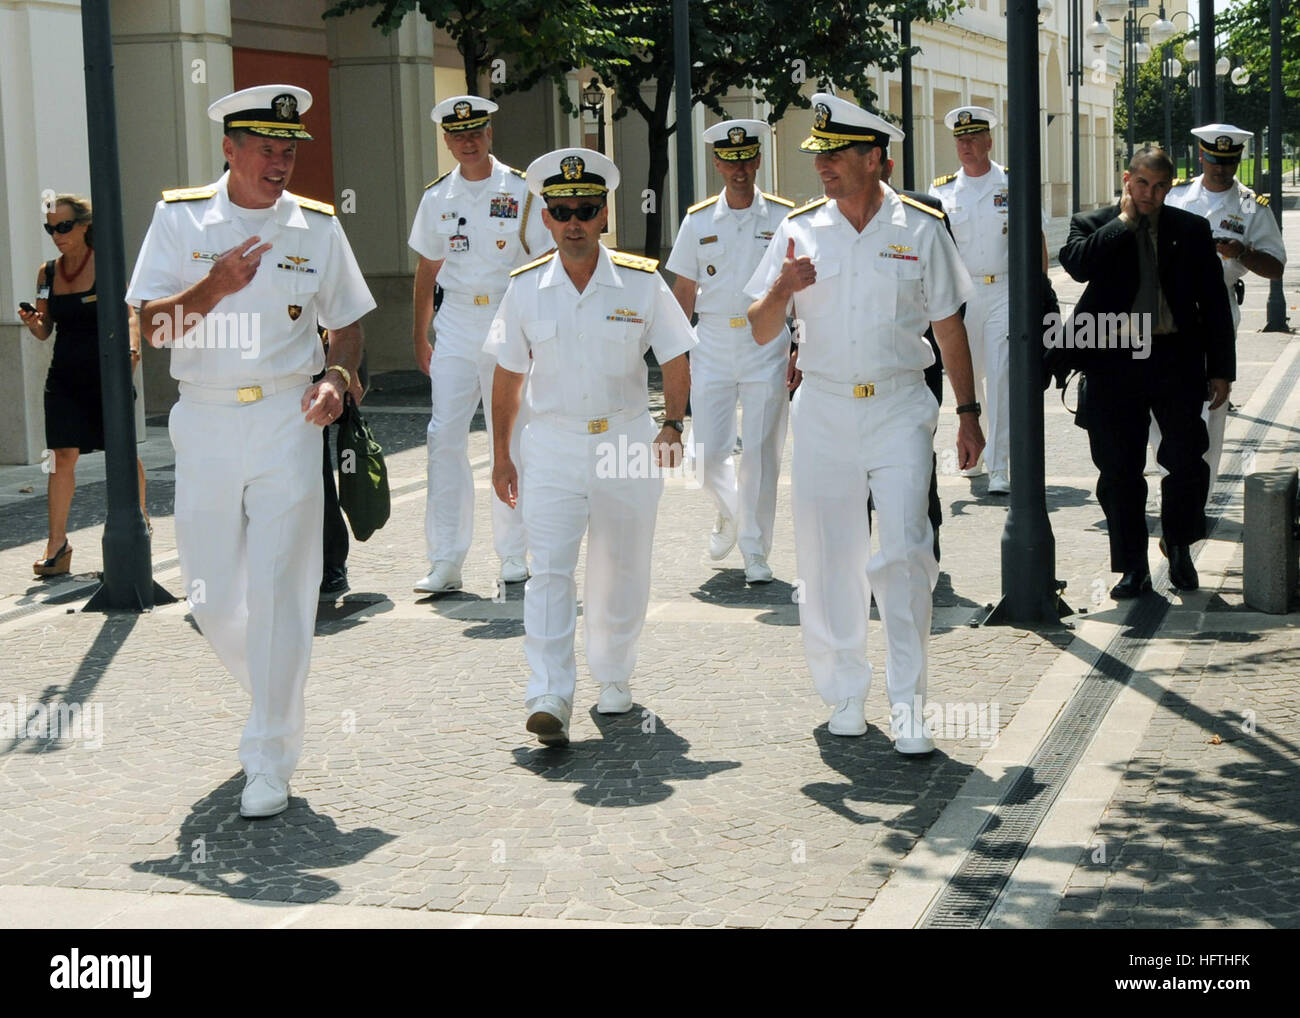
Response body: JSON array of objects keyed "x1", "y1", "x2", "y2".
[
  {"x1": 169, "y1": 387, "x2": 322, "y2": 782},
  {"x1": 426, "y1": 304, "x2": 526, "y2": 567},
  {"x1": 690, "y1": 369, "x2": 788, "y2": 557},
  {"x1": 964, "y1": 282, "x2": 1010, "y2": 474},
  {"x1": 791, "y1": 381, "x2": 939, "y2": 709},
  {"x1": 519, "y1": 413, "x2": 663, "y2": 706}
]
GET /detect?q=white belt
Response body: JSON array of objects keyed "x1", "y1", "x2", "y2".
[
  {"x1": 441, "y1": 290, "x2": 505, "y2": 307},
  {"x1": 970, "y1": 271, "x2": 1007, "y2": 285},
  {"x1": 800, "y1": 370, "x2": 924, "y2": 399},
  {"x1": 697, "y1": 312, "x2": 753, "y2": 330},
  {"x1": 532, "y1": 408, "x2": 646, "y2": 434},
  {"x1": 179, "y1": 374, "x2": 310, "y2": 405}
]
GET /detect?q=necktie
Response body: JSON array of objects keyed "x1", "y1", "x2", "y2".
[{"x1": 1133, "y1": 215, "x2": 1160, "y2": 321}]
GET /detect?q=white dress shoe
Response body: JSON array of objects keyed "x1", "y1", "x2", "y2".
[
  {"x1": 525, "y1": 695, "x2": 571, "y2": 746},
  {"x1": 499, "y1": 555, "x2": 529, "y2": 583},
  {"x1": 987, "y1": 471, "x2": 1010, "y2": 495},
  {"x1": 240, "y1": 773, "x2": 289, "y2": 819},
  {"x1": 414, "y1": 560, "x2": 462, "y2": 594},
  {"x1": 960, "y1": 459, "x2": 986, "y2": 478},
  {"x1": 828, "y1": 697, "x2": 867, "y2": 736},
  {"x1": 596, "y1": 683, "x2": 633, "y2": 714},
  {"x1": 891, "y1": 702, "x2": 936, "y2": 755},
  {"x1": 743, "y1": 552, "x2": 774, "y2": 584},
  {"x1": 894, "y1": 735, "x2": 936, "y2": 755},
  {"x1": 708, "y1": 512, "x2": 738, "y2": 560}
]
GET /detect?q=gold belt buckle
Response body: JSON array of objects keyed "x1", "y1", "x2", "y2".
[
  {"x1": 984, "y1": 274, "x2": 997, "y2": 284},
  {"x1": 237, "y1": 385, "x2": 263, "y2": 403},
  {"x1": 852, "y1": 383, "x2": 875, "y2": 399},
  {"x1": 474, "y1": 294, "x2": 490, "y2": 306},
  {"x1": 587, "y1": 418, "x2": 609, "y2": 434},
  {"x1": 728, "y1": 316, "x2": 748, "y2": 328}
]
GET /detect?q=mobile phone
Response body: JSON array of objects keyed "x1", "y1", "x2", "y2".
[{"x1": 18, "y1": 301, "x2": 36, "y2": 314}]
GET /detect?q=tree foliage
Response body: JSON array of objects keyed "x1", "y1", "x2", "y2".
[
  {"x1": 322, "y1": 1, "x2": 965, "y2": 256},
  {"x1": 321, "y1": 0, "x2": 629, "y2": 97}
]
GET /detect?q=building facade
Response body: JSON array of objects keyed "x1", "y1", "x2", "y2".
[{"x1": 1, "y1": 0, "x2": 1113, "y2": 464}]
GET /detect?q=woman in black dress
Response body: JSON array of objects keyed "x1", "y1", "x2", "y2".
[{"x1": 16, "y1": 194, "x2": 148, "y2": 577}]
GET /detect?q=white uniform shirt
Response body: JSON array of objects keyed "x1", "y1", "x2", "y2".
[
  {"x1": 1166, "y1": 175, "x2": 1287, "y2": 289},
  {"x1": 407, "y1": 155, "x2": 550, "y2": 300},
  {"x1": 486, "y1": 247, "x2": 696, "y2": 419},
  {"x1": 745, "y1": 184, "x2": 972, "y2": 384},
  {"x1": 125, "y1": 172, "x2": 376, "y2": 386},
  {"x1": 929, "y1": 160, "x2": 1048, "y2": 278},
  {"x1": 665, "y1": 189, "x2": 792, "y2": 381}
]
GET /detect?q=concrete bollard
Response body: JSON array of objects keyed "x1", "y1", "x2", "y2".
[{"x1": 1243, "y1": 468, "x2": 1298, "y2": 614}]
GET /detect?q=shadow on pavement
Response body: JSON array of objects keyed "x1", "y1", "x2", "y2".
[
  {"x1": 130, "y1": 773, "x2": 395, "y2": 903},
  {"x1": 801, "y1": 725, "x2": 975, "y2": 848},
  {"x1": 512, "y1": 706, "x2": 741, "y2": 807},
  {"x1": 1, "y1": 613, "x2": 138, "y2": 756}
]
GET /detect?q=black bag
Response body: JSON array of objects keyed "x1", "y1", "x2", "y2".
[{"x1": 335, "y1": 396, "x2": 390, "y2": 541}]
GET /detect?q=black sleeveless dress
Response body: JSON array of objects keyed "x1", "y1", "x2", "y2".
[{"x1": 42, "y1": 259, "x2": 105, "y2": 452}]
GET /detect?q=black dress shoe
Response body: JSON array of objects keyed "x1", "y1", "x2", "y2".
[
  {"x1": 319, "y1": 565, "x2": 349, "y2": 601},
  {"x1": 1161, "y1": 539, "x2": 1199, "y2": 591},
  {"x1": 1110, "y1": 570, "x2": 1152, "y2": 599}
]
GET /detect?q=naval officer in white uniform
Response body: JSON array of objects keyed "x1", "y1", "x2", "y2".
[
  {"x1": 665, "y1": 119, "x2": 794, "y2": 583},
  {"x1": 126, "y1": 85, "x2": 375, "y2": 817},
  {"x1": 486, "y1": 148, "x2": 695, "y2": 747},
  {"x1": 747, "y1": 94, "x2": 984, "y2": 754},
  {"x1": 1157, "y1": 123, "x2": 1286, "y2": 497},
  {"x1": 930, "y1": 106, "x2": 1049, "y2": 495},
  {"x1": 408, "y1": 96, "x2": 550, "y2": 594}
]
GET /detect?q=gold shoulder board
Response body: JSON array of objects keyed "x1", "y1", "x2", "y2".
[
  {"x1": 1255, "y1": 194, "x2": 1270, "y2": 207},
  {"x1": 297, "y1": 196, "x2": 336, "y2": 216},
  {"x1": 509, "y1": 166, "x2": 526, "y2": 179},
  {"x1": 763, "y1": 192, "x2": 795, "y2": 208},
  {"x1": 1171, "y1": 178, "x2": 1191, "y2": 187},
  {"x1": 932, "y1": 173, "x2": 958, "y2": 188},
  {"x1": 610, "y1": 251, "x2": 659, "y2": 272},
  {"x1": 789, "y1": 196, "x2": 828, "y2": 218},
  {"x1": 424, "y1": 169, "x2": 452, "y2": 191},
  {"x1": 900, "y1": 193, "x2": 945, "y2": 219},
  {"x1": 687, "y1": 195, "x2": 720, "y2": 215},
  {"x1": 162, "y1": 186, "x2": 217, "y2": 203},
  {"x1": 510, "y1": 251, "x2": 556, "y2": 277}
]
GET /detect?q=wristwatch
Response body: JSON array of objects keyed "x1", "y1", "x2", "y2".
[
  {"x1": 955, "y1": 402, "x2": 981, "y2": 417},
  {"x1": 660, "y1": 417, "x2": 684, "y2": 433}
]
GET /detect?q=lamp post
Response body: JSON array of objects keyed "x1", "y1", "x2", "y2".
[
  {"x1": 1097, "y1": 0, "x2": 1158, "y2": 164},
  {"x1": 581, "y1": 79, "x2": 606, "y2": 155}
]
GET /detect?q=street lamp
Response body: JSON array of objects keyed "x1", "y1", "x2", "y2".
[
  {"x1": 1096, "y1": 1, "x2": 1163, "y2": 162},
  {"x1": 581, "y1": 79, "x2": 606, "y2": 155}
]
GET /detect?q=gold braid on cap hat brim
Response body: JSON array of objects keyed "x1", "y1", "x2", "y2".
[
  {"x1": 541, "y1": 183, "x2": 609, "y2": 198},
  {"x1": 799, "y1": 129, "x2": 880, "y2": 153},
  {"x1": 442, "y1": 114, "x2": 490, "y2": 132},
  {"x1": 715, "y1": 144, "x2": 761, "y2": 161},
  {"x1": 225, "y1": 120, "x2": 313, "y2": 140},
  {"x1": 952, "y1": 122, "x2": 990, "y2": 137}
]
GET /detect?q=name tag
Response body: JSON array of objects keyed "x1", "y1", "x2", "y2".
[
  {"x1": 450, "y1": 234, "x2": 469, "y2": 253},
  {"x1": 699, "y1": 235, "x2": 718, "y2": 244}
]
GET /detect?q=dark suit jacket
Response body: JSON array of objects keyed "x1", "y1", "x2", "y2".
[{"x1": 1059, "y1": 203, "x2": 1234, "y2": 380}]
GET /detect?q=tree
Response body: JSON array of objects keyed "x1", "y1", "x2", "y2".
[
  {"x1": 575, "y1": 0, "x2": 960, "y2": 257},
  {"x1": 323, "y1": 1, "x2": 963, "y2": 258},
  {"x1": 322, "y1": 0, "x2": 627, "y2": 98},
  {"x1": 1218, "y1": 0, "x2": 1299, "y2": 99}
]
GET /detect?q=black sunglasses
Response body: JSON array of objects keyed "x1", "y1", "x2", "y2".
[
  {"x1": 43, "y1": 220, "x2": 78, "y2": 236},
  {"x1": 546, "y1": 202, "x2": 605, "y2": 223}
]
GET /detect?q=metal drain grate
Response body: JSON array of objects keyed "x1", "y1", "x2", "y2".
[{"x1": 921, "y1": 350, "x2": 1300, "y2": 928}]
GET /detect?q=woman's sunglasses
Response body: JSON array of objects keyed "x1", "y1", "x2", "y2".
[
  {"x1": 546, "y1": 202, "x2": 605, "y2": 223},
  {"x1": 43, "y1": 220, "x2": 78, "y2": 236}
]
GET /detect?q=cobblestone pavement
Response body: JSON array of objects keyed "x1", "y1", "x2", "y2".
[{"x1": 1, "y1": 215, "x2": 1297, "y2": 927}]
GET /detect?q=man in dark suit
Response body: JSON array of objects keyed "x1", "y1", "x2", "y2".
[{"x1": 1060, "y1": 145, "x2": 1234, "y2": 598}]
